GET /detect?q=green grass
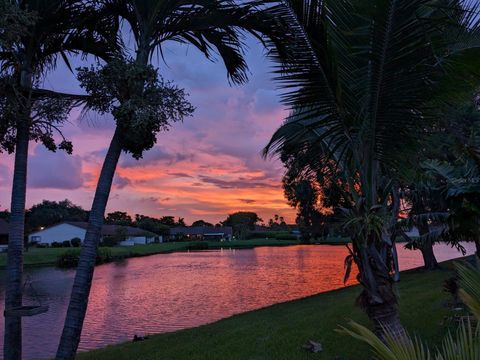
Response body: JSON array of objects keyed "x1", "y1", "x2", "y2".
[
  {"x1": 78, "y1": 261, "x2": 462, "y2": 360},
  {"x1": 0, "y1": 239, "x2": 299, "y2": 268},
  {"x1": 314, "y1": 236, "x2": 350, "y2": 245}
]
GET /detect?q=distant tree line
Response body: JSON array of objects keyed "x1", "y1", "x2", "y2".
[{"x1": 0, "y1": 200, "x2": 291, "y2": 240}]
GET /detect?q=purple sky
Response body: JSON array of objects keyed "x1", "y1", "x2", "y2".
[{"x1": 0, "y1": 37, "x2": 296, "y2": 224}]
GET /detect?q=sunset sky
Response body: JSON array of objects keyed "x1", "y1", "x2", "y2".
[{"x1": 0, "y1": 37, "x2": 296, "y2": 224}]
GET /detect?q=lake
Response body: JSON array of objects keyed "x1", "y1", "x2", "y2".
[{"x1": 0, "y1": 242, "x2": 476, "y2": 359}]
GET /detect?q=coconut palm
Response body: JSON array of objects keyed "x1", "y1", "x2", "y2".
[
  {"x1": 55, "y1": 1, "x2": 287, "y2": 358},
  {"x1": 264, "y1": 0, "x2": 480, "y2": 337},
  {"x1": 339, "y1": 260, "x2": 480, "y2": 359},
  {"x1": 0, "y1": 2, "x2": 118, "y2": 359}
]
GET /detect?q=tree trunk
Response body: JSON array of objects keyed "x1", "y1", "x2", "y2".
[
  {"x1": 355, "y1": 243, "x2": 405, "y2": 340},
  {"x1": 417, "y1": 221, "x2": 438, "y2": 270},
  {"x1": 55, "y1": 128, "x2": 123, "y2": 360},
  {"x1": 420, "y1": 239, "x2": 438, "y2": 270},
  {"x1": 475, "y1": 237, "x2": 480, "y2": 258},
  {"x1": 4, "y1": 123, "x2": 29, "y2": 360},
  {"x1": 365, "y1": 299, "x2": 405, "y2": 339}
]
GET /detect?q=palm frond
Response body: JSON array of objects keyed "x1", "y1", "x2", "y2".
[
  {"x1": 337, "y1": 321, "x2": 430, "y2": 360},
  {"x1": 456, "y1": 261, "x2": 480, "y2": 320}
]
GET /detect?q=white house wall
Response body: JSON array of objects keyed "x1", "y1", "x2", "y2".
[{"x1": 28, "y1": 224, "x2": 86, "y2": 245}]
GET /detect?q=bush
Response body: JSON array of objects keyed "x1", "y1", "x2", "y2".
[
  {"x1": 56, "y1": 247, "x2": 113, "y2": 268},
  {"x1": 70, "y1": 237, "x2": 81, "y2": 247},
  {"x1": 101, "y1": 236, "x2": 121, "y2": 247},
  {"x1": 56, "y1": 250, "x2": 80, "y2": 268},
  {"x1": 62, "y1": 240, "x2": 71, "y2": 248},
  {"x1": 51, "y1": 241, "x2": 62, "y2": 248},
  {"x1": 96, "y1": 247, "x2": 112, "y2": 264},
  {"x1": 35, "y1": 243, "x2": 48, "y2": 248}
]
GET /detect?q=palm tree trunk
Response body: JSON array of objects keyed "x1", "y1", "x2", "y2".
[
  {"x1": 365, "y1": 299, "x2": 405, "y2": 339},
  {"x1": 418, "y1": 222, "x2": 438, "y2": 270},
  {"x1": 55, "y1": 127, "x2": 123, "y2": 360},
  {"x1": 4, "y1": 122, "x2": 29, "y2": 360},
  {"x1": 420, "y1": 239, "x2": 438, "y2": 269},
  {"x1": 356, "y1": 243, "x2": 405, "y2": 340}
]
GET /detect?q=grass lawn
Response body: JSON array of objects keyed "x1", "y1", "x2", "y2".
[
  {"x1": 0, "y1": 239, "x2": 299, "y2": 268},
  {"x1": 78, "y1": 260, "x2": 464, "y2": 360}
]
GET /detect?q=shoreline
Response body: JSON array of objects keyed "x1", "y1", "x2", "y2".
[
  {"x1": 77, "y1": 257, "x2": 471, "y2": 359},
  {"x1": 0, "y1": 239, "x2": 311, "y2": 269}
]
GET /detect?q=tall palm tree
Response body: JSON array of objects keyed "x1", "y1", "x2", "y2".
[
  {"x1": 55, "y1": 1, "x2": 287, "y2": 358},
  {"x1": 0, "y1": 2, "x2": 117, "y2": 359},
  {"x1": 339, "y1": 260, "x2": 480, "y2": 359},
  {"x1": 265, "y1": 0, "x2": 480, "y2": 338}
]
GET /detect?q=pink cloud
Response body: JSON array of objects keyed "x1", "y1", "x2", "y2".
[{"x1": 0, "y1": 38, "x2": 296, "y2": 224}]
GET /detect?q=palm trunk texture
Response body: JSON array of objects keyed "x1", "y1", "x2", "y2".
[
  {"x1": 55, "y1": 128, "x2": 123, "y2": 360},
  {"x1": 3, "y1": 123, "x2": 29, "y2": 360}
]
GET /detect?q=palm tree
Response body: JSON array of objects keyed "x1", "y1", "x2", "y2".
[
  {"x1": 339, "y1": 260, "x2": 480, "y2": 359},
  {"x1": 0, "y1": 2, "x2": 117, "y2": 358},
  {"x1": 55, "y1": 1, "x2": 287, "y2": 358},
  {"x1": 264, "y1": 0, "x2": 480, "y2": 338}
]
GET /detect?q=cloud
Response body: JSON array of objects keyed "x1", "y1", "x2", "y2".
[
  {"x1": 0, "y1": 164, "x2": 10, "y2": 188},
  {"x1": 113, "y1": 175, "x2": 131, "y2": 189},
  {"x1": 239, "y1": 199, "x2": 256, "y2": 204},
  {"x1": 0, "y1": 36, "x2": 297, "y2": 224},
  {"x1": 119, "y1": 146, "x2": 194, "y2": 168},
  {"x1": 169, "y1": 172, "x2": 192, "y2": 178},
  {"x1": 198, "y1": 175, "x2": 276, "y2": 189},
  {"x1": 28, "y1": 146, "x2": 85, "y2": 190}
]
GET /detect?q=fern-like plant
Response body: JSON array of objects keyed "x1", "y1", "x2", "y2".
[{"x1": 338, "y1": 261, "x2": 480, "y2": 359}]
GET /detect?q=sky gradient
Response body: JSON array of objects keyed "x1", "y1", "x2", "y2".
[{"x1": 0, "y1": 38, "x2": 296, "y2": 225}]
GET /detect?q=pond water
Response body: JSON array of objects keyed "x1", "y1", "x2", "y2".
[{"x1": 0, "y1": 242, "x2": 476, "y2": 360}]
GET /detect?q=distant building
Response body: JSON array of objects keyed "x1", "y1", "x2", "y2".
[
  {"x1": 0, "y1": 219, "x2": 8, "y2": 250},
  {"x1": 168, "y1": 226, "x2": 233, "y2": 241},
  {"x1": 28, "y1": 221, "x2": 161, "y2": 246}
]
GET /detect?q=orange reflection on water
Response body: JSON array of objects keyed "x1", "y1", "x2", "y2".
[{"x1": 2, "y1": 243, "x2": 475, "y2": 359}]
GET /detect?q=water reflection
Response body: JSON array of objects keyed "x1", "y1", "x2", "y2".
[{"x1": 0, "y1": 242, "x2": 476, "y2": 360}]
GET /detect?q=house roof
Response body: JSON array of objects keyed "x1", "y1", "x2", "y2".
[
  {"x1": 169, "y1": 226, "x2": 232, "y2": 236},
  {"x1": 0, "y1": 219, "x2": 8, "y2": 235},
  {"x1": 31, "y1": 221, "x2": 158, "y2": 237}
]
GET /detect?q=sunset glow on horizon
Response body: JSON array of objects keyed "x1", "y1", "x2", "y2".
[{"x1": 0, "y1": 39, "x2": 296, "y2": 224}]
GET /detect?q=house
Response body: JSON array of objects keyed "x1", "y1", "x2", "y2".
[
  {"x1": 28, "y1": 221, "x2": 161, "y2": 246},
  {"x1": 168, "y1": 226, "x2": 233, "y2": 241},
  {"x1": 0, "y1": 219, "x2": 8, "y2": 251}
]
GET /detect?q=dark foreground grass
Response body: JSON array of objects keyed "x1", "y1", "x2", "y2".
[
  {"x1": 78, "y1": 260, "x2": 462, "y2": 360},
  {"x1": 0, "y1": 239, "x2": 299, "y2": 268}
]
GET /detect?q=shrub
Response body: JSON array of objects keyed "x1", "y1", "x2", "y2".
[
  {"x1": 51, "y1": 241, "x2": 62, "y2": 248},
  {"x1": 35, "y1": 243, "x2": 48, "y2": 248},
  {"x1": 96, "y1": 247, "x2": 112, "y2": 264},
  {"x1": 62, "y1": 240, "x2": 71, "y2": 248},
  {"x1": 56, "y1": 250, "x2": 80, "y2": 268},
  {"x1": 101, "y1": 236, "x2": 121, "y2": 247},
  {"x1": 56, "y1": 248, "x2": 113, "y2": 268},
  {"x1": 70, "y1": 237, "x2": 81, "y2": 247}
]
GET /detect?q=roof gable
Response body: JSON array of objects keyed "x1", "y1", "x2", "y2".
[{"x1": 30, "y1": 221, "x2": 158, "y2": 237}]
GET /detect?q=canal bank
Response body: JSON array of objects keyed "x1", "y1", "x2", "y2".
[
  {"x1": 78, "y1": 258, "x2": 467, "y2": 360},
  {"x1": 0, "y1": 243, "x2": 474, "y2": 359},
  {"x1": 0, "y1": 239, "x2": 300, "y2": 269}
]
